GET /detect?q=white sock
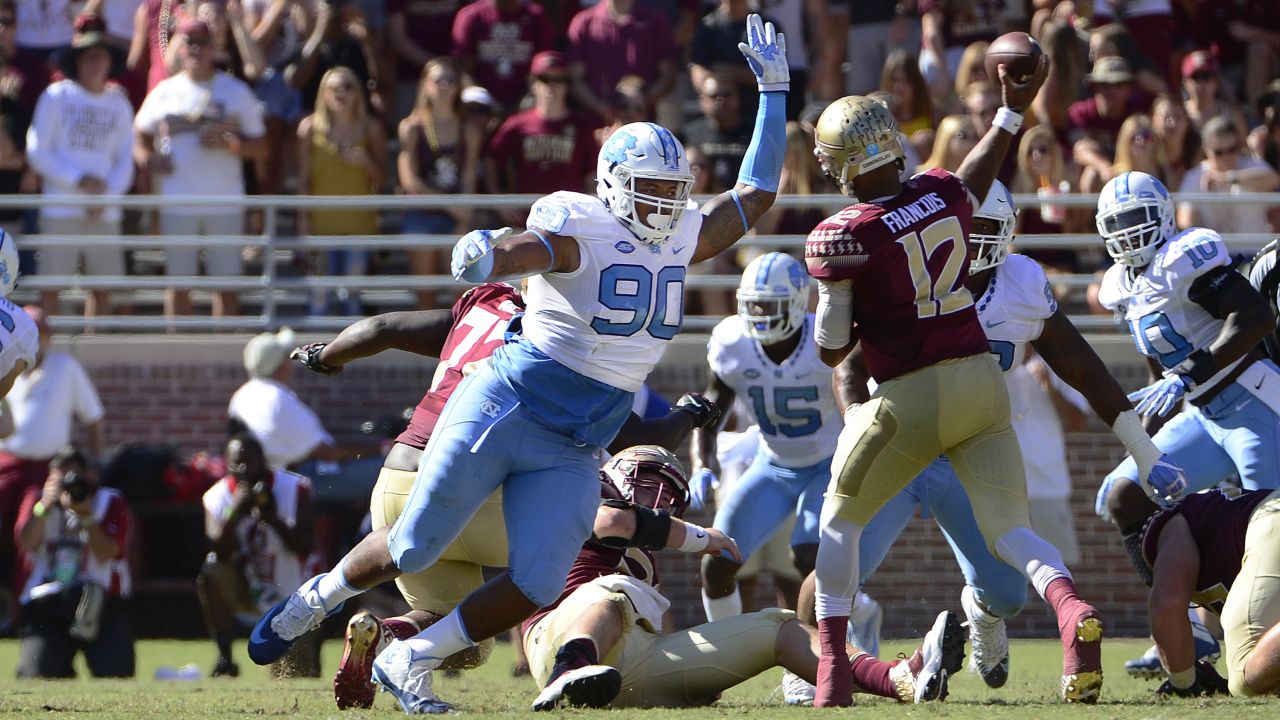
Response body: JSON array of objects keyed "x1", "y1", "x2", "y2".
[
  {"x1": 404, "y1": 607, "x2": 475, "y2": 662},
  {"x1": 702, "y1": 589, "x2": 742, "y2": 621},
  {"x1": 314, "y1": 558, "x2": 361, "y2": 609},
  {"x1": 814, "y1": 515, "x2": 862, "y2": 621},
  {"x1": 993, "y1": 527, "x2": 1071, "y2": 599}
]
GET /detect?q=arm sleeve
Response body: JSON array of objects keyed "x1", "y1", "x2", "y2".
[
  {"x1": 816, "y1": 279, "x2": 853, "y2": 349},
  {"x1": 25, "y1": 90, "x2": 84, "y2": 188}
]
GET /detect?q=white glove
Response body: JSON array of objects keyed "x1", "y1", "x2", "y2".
[
  {"x1": 737, "y1": 14, "x2": 789, "y2": 93},
  {"x1": 450, "y1": 227, "x2": 512, "y2": 283},
  {"x1": 689, "y1": 469, "x2": 717, "y2": 511},
  {"x1": 1128, "y1": 374, "x2": 1190, "y2": 419}
]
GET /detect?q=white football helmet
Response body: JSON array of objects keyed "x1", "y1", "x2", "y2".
[
  {"x1": 0, "y1": 227, "x2": 17, "y2": 297},
  {"x1": 597, "y1": 122, "x2": 695, "y2": 246},
  {"x1": 969, "y1": 180, "x2": 1017, "y2": 273},
  {"x1": 1096, "y1": 171, "x2": 1176, "y2": 268},
  {"x1": 737, "y1": 252, "x2": 810, "y2": 345}
]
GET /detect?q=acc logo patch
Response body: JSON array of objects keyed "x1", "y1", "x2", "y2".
[
  {"x1": 603, "y1": 132, "x2": 638, "y2": 165},
  {"x1": 744, "y1": 368, "x2": 761, "y2": 379},
  {"x1": 615, "y1": 240, "x2": 635, "y2": 254}
]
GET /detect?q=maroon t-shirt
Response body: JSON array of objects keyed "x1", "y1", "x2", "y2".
[
  {"x1": 522, "y1": 542, "x2": 659, "y2": 637},
  {"x1": 1142, "y1": 488, "x2": 1272, "y2": 613},
  {"x1": 395, "y1": 283, "x2": 525, "y2": 449},
  {"x1": 917, "y1": 0, "x2": 1007, "y2": 49},
  {"x1": 805, "y1": 168, "x2": 988, "y2": 383},
  {"x1": 451, "y1": 0, "x2": 552, "y2": 109},
  {"x1": 1066, "y1": 93, "x2": 1154, "y2": 150},
  {"x1": 565, "y1": 2, "x2": 674, "y2": 106},
  {"x1": 387, "y1": 0, "x2": 462, "y2": 79},
  {"x1": 487, "y1": 108, "x2": 595, "y2": 194}
]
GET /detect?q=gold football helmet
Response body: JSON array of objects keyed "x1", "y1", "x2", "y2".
[{"x1": 814, "y1": 96, "x2": 904, "y2": 196}]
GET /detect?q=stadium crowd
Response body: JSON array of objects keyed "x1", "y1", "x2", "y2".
[{"x1": 1, "y1": 0, "x2": 1274, "y2": 321}]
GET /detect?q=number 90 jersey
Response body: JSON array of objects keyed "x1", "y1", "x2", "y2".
[
  {"x1": 974, "y1": 254, "x2": 1058, "y2": 372},
  {"x1": 708, "y1": 315, "x2": 843, "y2": 467},
  {"x1": 522, "y1": 191, "x2": 702, "y2": 393},
  {"x1": 1098, "y1": 227, "x2": 1238, "y2": 402}
]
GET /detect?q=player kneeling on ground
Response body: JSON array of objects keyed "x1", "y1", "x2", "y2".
[{"x1": 525, "y1": 447, "x2": 965, "y2": 710}]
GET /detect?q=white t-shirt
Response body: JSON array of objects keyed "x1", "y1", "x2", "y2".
[
  {"x1": 228, "y1": 377, "x2": 334, "y2": 468},
  {"x1": 134, "y1": 72, "x2": 266, "y2": 212},
  {"x1": 1177, "y1": 158, "x2": 1272, "y2": 236},
  {"x1": 26, "y1": 81, "x2": 136, "y2": 222},
  {"x1": 15, "y1": 0, "x2": 73, "y2": 49},
  {"x1": 0, "y1": 351, "x2": 105, "y2": 459},
  {"x1": 1007, "y1": 355, "x2": 1088, "y2": 501}
]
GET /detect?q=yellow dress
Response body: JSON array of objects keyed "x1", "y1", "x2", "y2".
[
  {"x1": 308, "y1": 130, "x2": 379, "y2": 236},
  {"x1": 899, "y1": 114, "x2": 932, "y2": 137}
]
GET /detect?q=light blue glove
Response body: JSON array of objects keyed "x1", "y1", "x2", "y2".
[
  {"x1": 1094, "y1": 475, "x2": 1118, "y2": 522},
  {"x1": 1128, "y1": 374, "x2": 1191, "y2": 419},
  {"x1": 450, "y1": 227, "x2": 512, "y2": 283},
  {"x1": 1145, "y1": 453, "x2": 1190, "y2": 503},
  {"x1": 737, "y1": 14, "x2": 789, "y2": 93},
  {"x1": 689, "y1": 468, "x2": 717, "y2": 511}
]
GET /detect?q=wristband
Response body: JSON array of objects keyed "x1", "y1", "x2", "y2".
[
  {"x1": 677, "y1": 521, "x2": 711, "y2": 553},
  {"x1": 993, "y1": 107, "x2": 1024, "y2": 135},
  {"x1": 528, "y1": 229, "x2": 556, "y2": 271},
  {"x1": 32, "y1": 500, "x2": 47, "y2": 518}
]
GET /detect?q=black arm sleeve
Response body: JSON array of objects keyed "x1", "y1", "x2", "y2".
[
  {"x1": 594, "y1": 499, "x2": 672, "y2": 551},
  {"x1": 1188, "y1": 266, "x2": 1249, "y2": 319}
]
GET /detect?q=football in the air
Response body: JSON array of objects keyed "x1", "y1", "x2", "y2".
[{"x1": 985, "y1": 31, "x2": 1043, "y2": 82}]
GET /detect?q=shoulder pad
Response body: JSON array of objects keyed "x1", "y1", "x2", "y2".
[
  {"x1": 1160, "y1": 229, "x2": 1229, "y2": 286},
  {"x1": 1097, "y1": 263, "x2": 1128, "y2": 312},
  {"x1": 527, "y1": 191, "x2": 610, "y2": 240}
]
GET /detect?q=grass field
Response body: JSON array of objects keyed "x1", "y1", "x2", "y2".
[{"x1": 0, "y1": 637, "x2": 1268, "y2": 718}]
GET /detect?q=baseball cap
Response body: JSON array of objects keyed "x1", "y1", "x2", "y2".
[
  {"x1": 243, "y1": 327, "x2": 296, "y2": 378},
  {"x1": 1086, "y1": 56, "x2": 1133, "y2": 85},
  {"x1": 461, "y1": 85, "x2": 495, "y2": 107},
  {"x1": 1181, "y1": 50, "x2": 1218, "y2": 79},
  {"x1": 530, "y1": 51, "x2": 568, "y2": 77}
]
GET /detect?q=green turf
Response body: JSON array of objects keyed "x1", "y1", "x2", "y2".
[{"x1": 0, "y1": 637, "x2": 1267, "y2": 718}]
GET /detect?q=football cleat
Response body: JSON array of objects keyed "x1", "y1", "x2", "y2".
[
  {"x1": 372, "y1": 640, "x2": 451, "y2": 714},
  {"x1": 1061, "y1": 615, "x2": 1104, "y2": 703},
  {"x1": 848, "y1": 591, "x2": 883, "y2": 658},
  {"x1": 961, "y1": 585, "x2": 1010, "y2": 688},
  {"x1": 779, "y1": 669, "x2": 817, "y2": 705},
  {"x1": 248, "y1": 573, "x2": 343, "y2": 666},
  {"x1": 1124, "y1": 645, "x2": 1164, "y2": 680},
  {"x1": 888, "y1": 610, "x2": 966, "y2": 703},
  {"x1": 531, "y1": 665, "x2": 622, "y2": 711},
  {"x1": 334, "y1": 611, "x2": 396, "y2": 710}
]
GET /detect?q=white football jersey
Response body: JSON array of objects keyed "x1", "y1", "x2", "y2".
[
  {"x1": 522, "y1": 191, "x2": 701, "y2": 393},
  {"x1": 1099, "y1": 227, "x2": 1238, "y2": 401},
  {"x1": 708, "y1": 314, "x2": 843, "y2": 468},
  {"x1": 0, "y1": 296, "x2": 39, "y2": 382},
  {"x1": 973, "y1": 254, "x2": 1058, "y2": 373}
]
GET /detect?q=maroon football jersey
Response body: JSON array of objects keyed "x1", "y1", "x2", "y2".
[
  {"x1": 1142, "y1": 488, "x2": 1272, "y2": 612},
  {"x1": 394, "y1": 284, "x2": 525, "y2": 449},
  {"x1": 805, "y1": 168, "x2": 989, "y2": 383},
  {"x1": 522, "y1": 542, "x2": 659, "y2": 637}
]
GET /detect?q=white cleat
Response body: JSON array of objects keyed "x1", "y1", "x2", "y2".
[
  {"x1": 889, "y1": 610, "x2": 966, "y2": 703},
  {"x1": 372, "y1": 640, "x2": 451, "y2": 715},
  {"x1": 848, "y1": 591, "x2": 883, "y2": 657},
  {"x1": 780, "y1": 669, "x2": 817, "y2": 705},
  {"x1": 961, "y1": 585, "x2": 1009, "y2": 688},
  {"x1": 270, "y1": 574, "x2": 330, "y2": 641}
]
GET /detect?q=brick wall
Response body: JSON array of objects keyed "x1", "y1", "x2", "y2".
[{"x1": 69, "y1": 337, "x2": 1153, "y2": 639}]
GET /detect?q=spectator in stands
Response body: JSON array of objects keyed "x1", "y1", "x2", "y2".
[
  {"x1": 0, "y1": 306, "x2": 104, "y2": 609},
  {"x1": 951, "y1": 40, "x2": 989, "y2": 108},
  {"x1": 963, "y1": 79, "x2": 998, "y2": 136},
  {"x1": 82, "y1": 0, "x2": 146, "y2": 107},
  {"x1": 1152, "y1": 92, "x2": 1199, "y2": 191},
  {"x1": 450, "y1": 0, "x2": 551, "y2": 115},
  {"x1": 0, "y1": 0, "x2": 50, "y2": 235},
  {"x1": 195, "y1": 0, "x2": 264, "y2": 83},
  {"x1": 1177, "y1": 115, "x2": 1279, "y2": 234},
  {"x1": 750, "y1": 0, "x2": 825, "y2": 119},
  {"x1": 1031, "y1": 18, "x2": 1088, "y2": 137},
  {"x1": 1111, "y1": 115, "x2": 1168, "y2": 185},
  {"x1": 14, "y1": 0, "x2": 73, "y2": 66},
  {"x1": 1087, "y1": 23, "x2": 1166, "y2": 96},
  {"x1": 1011, "y1": 124, "x2": 1084, "y2": 270},
  {"x1": 1180, "y1": 50, "x2": 1248, "y2": 141},
  {"x1": 919, "y1": 114, "x2": 975, "y2": 173},
  {"x1": 566, "y1": 0, "x2": 677, "y2": 124},
  {"x1": 227, "y1": 327, "x2": 376, "y2": 469},
  {"x1": 199, "y1": 433, "x2": 315, "y2": 678},
  {"x1": 134, "y1": 19, "x2": 267, "y2": 320},
  {"x1": 1217, "y1": 3, "x2": 1280, "y2": 108},
  {"x1": 297, "y1": 65, "x2": 385, "y2": 316},
  {"x1": 1091, "y1": 0, "x2": 1173, "y2": 88},
  {"x1": 386, "y1": 0, "x2": 460, "y2": 122},
  {"x1": 880, "y1": 49, "x2": 935, "y2": 160},
  {"x1": 1007, "y1": 351, "x2": 1087, "y2": 565},
  {"x1": 286, "y1": 0, "x2": 382, "y2": 117},
  {"x1": 1248, "y1": 80, "x2": 1280, "y2": 172},
  {"x1": 690, "y1": 0, "x2": 781, "y2": 116},
  {"x1": 27, "y1": 15, "x2": 134, "y2": 320},
  {"x1": 15, "y1": 445, "x2": 133, "y2": 678},
  {"x1": 399, "y1": 57, "x2": 479, "y2": 309},
  {"x1": 685, "y1": 145, "x2": 714, "y2": 194},
  {"x1": 826, "y1": 0, "x2": 916, "y2": 99},
  {"x1": 918, "y1": 0, "x2": 1011, "y2": 103},
  {"x1": 681, "y1": 74, "x2": 751, "y2": 194},
  {"x1": 128, "y1": 0, "x2": 193, "y2": 92},
  {"x1": 592, "y1": 74, "x2": 649, "y2": 146},
  {"x1": 485, "y1": 51, "x2": 593, "y2": 219},
  {"x1": 243, "y1": 0, "x2": 308, "y2": 198},
  {"x1": 1069, "y1": 56, "x2": 1145, "y2": 193}
]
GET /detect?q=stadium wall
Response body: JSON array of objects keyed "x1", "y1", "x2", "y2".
[{"x1": 67, "y1": 334, "x2": 1153, "y2": 638}]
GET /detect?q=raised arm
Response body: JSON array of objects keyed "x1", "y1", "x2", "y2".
[
  {"x1": 290, "y1": 309, "x2": 456, "y2": 376},
  {"x1": 693, "y1": 14, "x2": 788, "y2": 264},
  {"x1": 955, "y1": 56, "x2": 1048, "y2": 204}
]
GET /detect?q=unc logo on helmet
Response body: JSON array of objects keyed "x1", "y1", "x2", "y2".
[
  {"x1": 1097, "y1": 171, "x2": 1176, "y2": 268},
  {"x1": 596, "y1": 122, "x2": 695, "y2": 246},
  {"x1": 737, "y1": 252, "x2": 810, "y2": 345}
]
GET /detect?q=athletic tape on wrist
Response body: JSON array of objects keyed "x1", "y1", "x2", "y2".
[{"x1": 677, "y1": 522, "x2": 711, "y2": 553}]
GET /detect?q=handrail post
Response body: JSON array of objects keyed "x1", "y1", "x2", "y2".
[{"x1": 262, "y1": 200, "x2": 278, "y2": 331}]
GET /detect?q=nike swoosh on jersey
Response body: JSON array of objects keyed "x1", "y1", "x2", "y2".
[
  {"x1": 985, "y1": 320, "x2": 1007, "y2": 328},
  {"x1": 1256, "y1": 376, "x2": 1266, "y2": 390}
]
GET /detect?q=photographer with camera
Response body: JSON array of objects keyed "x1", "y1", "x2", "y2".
[
  {"x1": 199, "y1": 433, "x2": 315, "y2": 678},
  {"x1": 14, "y1": 445, "x2": 134, "y2": 679}
]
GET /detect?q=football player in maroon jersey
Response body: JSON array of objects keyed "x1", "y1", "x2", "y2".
[{"x1": 801, "y1": 59, "x2": 1123, "y2": 705}]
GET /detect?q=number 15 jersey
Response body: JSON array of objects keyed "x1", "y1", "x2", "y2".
[{"x1": 804, "y1": 168, "x2": 988, "y2": 383}]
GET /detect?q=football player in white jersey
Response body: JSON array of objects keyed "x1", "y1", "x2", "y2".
[
  {"x1": 248, "y1": 15, "x2": 788, "y2": 714},
  {"x1": 0, "y1": 229, "x2": 38, "y2": 399},
  {"x1": 806, "y1": 181, "x2": 1185, "y2": 701},
  {"x1": 1094, "y1": 171, "x2": 1280, "y2": 611}
]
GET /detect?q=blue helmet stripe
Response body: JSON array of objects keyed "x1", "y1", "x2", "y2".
[
  {"x1": 645, "y1": 122, "x2": 681, "y2": 171},
  {"x1": 1120, "y1": 171, "x2": 1130, "y2": 201},
  {"x1": 757, "y1": 251, "x2": 778, "y2": 289}
]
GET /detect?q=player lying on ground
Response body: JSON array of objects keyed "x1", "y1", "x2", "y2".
[
  {"x1": 286, "y1": 284, "x2": 720, "y2": 708},
  {"x1": 1141, "y1": 486, "x2": 1280, "y2": 697},
  {"x1": 247, "y1": 14, "x2": 787, "y2": 714},
  {"x1": 524, "y1": 446, "x2": 965, "y2": 711},
  {"x1": 801, "y1": 55, "x2": 1185, "y2": 704}
]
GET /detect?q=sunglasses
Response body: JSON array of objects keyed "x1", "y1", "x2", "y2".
[
  {"x1": 701, "y1": 92, "x2": 733, "y2": 100},
  {"x1": 1208, "y1": 144, "x2": 1239, "y2": 157}
]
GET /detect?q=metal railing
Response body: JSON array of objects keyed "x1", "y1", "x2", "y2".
[{"x1": 6, "y1": 191, "x2": 1278, "y2": 335}]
